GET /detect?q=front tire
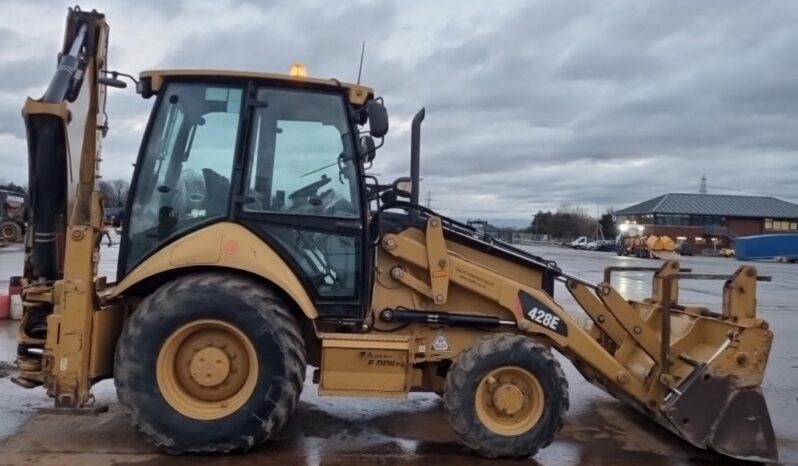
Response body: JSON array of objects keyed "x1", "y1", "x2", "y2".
[
  {"x1": 115, "y1": 273, "x2": 306, "y2": 454},
  {"x1": 443, "y1": 334, "x2": 569, "y2": 458}
]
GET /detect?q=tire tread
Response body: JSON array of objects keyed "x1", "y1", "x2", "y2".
[
  {"x1": 443, "y1": 334, "x2": 569, "y2": 458},
  {"x1": 115, "y1": 272, "x2": 306, "y2": 454}
]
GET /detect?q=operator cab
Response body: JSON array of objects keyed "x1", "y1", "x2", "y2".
[{"x1": 121, "y1": 69, "x2": 387, "y2": 319}]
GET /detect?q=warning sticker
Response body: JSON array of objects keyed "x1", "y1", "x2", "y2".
[{"x1": 432, "y1": 334, "x2": 452, "y2": 352}]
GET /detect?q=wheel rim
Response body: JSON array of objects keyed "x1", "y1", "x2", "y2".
[
  {"x1": 475, "y1": 366, "x2": 545, "y2": 436},
  {"x1": 1, "y1": 226, "x2": 13, "y2": 239},
  {"x1": 156, "y1": 319, "x2": 258, "y2": 420}
]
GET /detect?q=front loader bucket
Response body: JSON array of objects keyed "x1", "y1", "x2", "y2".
[
  {"x1": 660, "y1": 365, "x2": 778, "y2": 462},
  {"x1": 575, "y1": 262, "x2": 779, "y2": 462}
]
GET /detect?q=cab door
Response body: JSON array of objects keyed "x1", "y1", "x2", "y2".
[{"x1": 235, "y1": 85, "x2": 370, "y2": 319}]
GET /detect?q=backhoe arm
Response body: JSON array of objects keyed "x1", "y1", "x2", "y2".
[
  {"x1": 23, "y1": 6, "x2": 109, "y2": 283},
  {"x1": 16, "y1": 7, "x2": 115, "y2": 409}
]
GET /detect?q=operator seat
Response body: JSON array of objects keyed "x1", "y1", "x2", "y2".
[{"x1": 202, "y1": 168, "x2": 230, "y2": 216}]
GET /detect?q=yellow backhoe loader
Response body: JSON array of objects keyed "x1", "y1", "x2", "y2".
[{"x1": 13, "y1": 6, "x2": 778, "y2": 462}]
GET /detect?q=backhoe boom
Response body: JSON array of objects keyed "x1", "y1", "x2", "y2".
[{"x1": 16, "y1": 6, "x2": 113, "y2": 410}]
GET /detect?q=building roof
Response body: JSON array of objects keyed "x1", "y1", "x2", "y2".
[{"x1": 616, "y1": 193, "x2": 798, "y2": 218}]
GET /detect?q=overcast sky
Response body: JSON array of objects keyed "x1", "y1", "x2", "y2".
[{"x1": 2, "y1": 0, "x2": 798, "y2": 226}]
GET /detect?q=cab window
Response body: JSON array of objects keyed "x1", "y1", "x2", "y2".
[{"x1": 124, "y1": 82, "x2": 243, "y2": 272}]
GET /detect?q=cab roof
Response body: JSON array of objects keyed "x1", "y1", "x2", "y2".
[{"x1": 139, "y1": 69, "x2": 374, "y2": 105}]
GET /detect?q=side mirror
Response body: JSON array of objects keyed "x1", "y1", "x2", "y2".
[
  {"x1": 360, "y1": 135, "x2": 376, "y2": 163},
  {"x1": 393, "y1": 177, "x2": 413, "y2": 198},
  {"x1": 99, "y1": 76, "x2": 127, "y2": 88},
  {"x1": 366, "y1": 100, "x2": 389, "y2": 138}
]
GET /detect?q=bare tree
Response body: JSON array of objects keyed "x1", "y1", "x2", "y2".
[
  {"x1": 99, "y1": 180, "x2": 115, "y2": 205},
  {"x1": 111, "y1": 179, "x2": 130, "y2": 207},
  {"x1": 99, "y1": 179, "x2": 130, "y2": 207}
]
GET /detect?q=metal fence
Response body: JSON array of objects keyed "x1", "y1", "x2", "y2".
[{"x1": 511, "y1": 233, "x2": 560, "y2": 245}]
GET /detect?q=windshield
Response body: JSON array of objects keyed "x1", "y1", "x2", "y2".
[{"x1": 123, "y1": 82, "x2": 243, "y2": 273}]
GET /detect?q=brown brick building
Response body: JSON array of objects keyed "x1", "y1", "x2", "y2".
[{"x1": 614, "y1": 193, "x2": 798, "y2": 251}]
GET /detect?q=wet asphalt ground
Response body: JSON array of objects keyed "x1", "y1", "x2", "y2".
[{"x1": 0, "y1": 235, "x2": 795, "y2": 466}]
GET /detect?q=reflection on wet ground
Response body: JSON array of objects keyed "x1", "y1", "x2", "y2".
[{"x1": 0, "y1": 241, "x2": 794, "y2": 465}]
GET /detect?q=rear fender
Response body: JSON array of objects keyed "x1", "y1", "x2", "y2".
[{"x1": 112, "y1": 222, "x2": 318, "y2": 320}]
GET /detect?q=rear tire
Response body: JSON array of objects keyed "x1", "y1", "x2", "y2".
[
  {"x1": 443, "y1": 334, "x2": 568, "y2": 458},
  {"x1": 115, "y1": 272, "x2": 306, "y2": 454}
]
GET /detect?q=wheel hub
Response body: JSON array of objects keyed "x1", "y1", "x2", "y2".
[
  {"x1": 475, "y1": 366, "x2": 546, "y2": 436},
  {"x1": 156, "y1": 319, "x2": 259, "y2": 420},
  {"x1": 493, "y1": 383, "x2": 525, "y2": 416},
  {"x1": 189, "y1": 346, "x2": 230, "y2": 388}
]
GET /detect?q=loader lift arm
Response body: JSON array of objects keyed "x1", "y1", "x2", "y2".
[
  {"x1": 369, "y1": 105, "x2": 777, "y2": 460},
  {"x1": 374, "y1": 196, "x2": 776, "y2": 461}
]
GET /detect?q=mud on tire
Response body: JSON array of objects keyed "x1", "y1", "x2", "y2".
[
  {"x1": 443, "y1": 334, "x2": 569, "y2": 458},
  {"x1": 114, "y1": 272, "x2": 306, "y2": 454}
]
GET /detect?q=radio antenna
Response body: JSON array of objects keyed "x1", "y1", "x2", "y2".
[{"x1": 356, "y1": 41, "x2": 366, "y2": 85}]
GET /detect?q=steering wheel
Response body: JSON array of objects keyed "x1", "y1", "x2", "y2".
[{"x1": 288, "y1": 174, "x2": 332, "y2": 201}]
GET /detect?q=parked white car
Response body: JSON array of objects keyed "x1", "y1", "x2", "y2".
[{"x1": 569, "y1": 236, "x2": 589, "y2": 249}]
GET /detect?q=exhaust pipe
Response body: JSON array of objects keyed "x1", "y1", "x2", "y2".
[
  {"x1": 409, "y1": 108, "x2": 425, "y2": 221},
  {"x1": 410, "y1": 108, "x2": 425, "y2": 206}
]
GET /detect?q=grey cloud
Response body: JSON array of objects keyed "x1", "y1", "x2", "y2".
[{"x1": 2, "y1": 0, "x2": 798, "y2": 224}]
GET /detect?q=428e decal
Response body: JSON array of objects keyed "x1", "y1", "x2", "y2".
[{"x1": 518, "y1": 291, "x2": 569, "y2": 337}]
